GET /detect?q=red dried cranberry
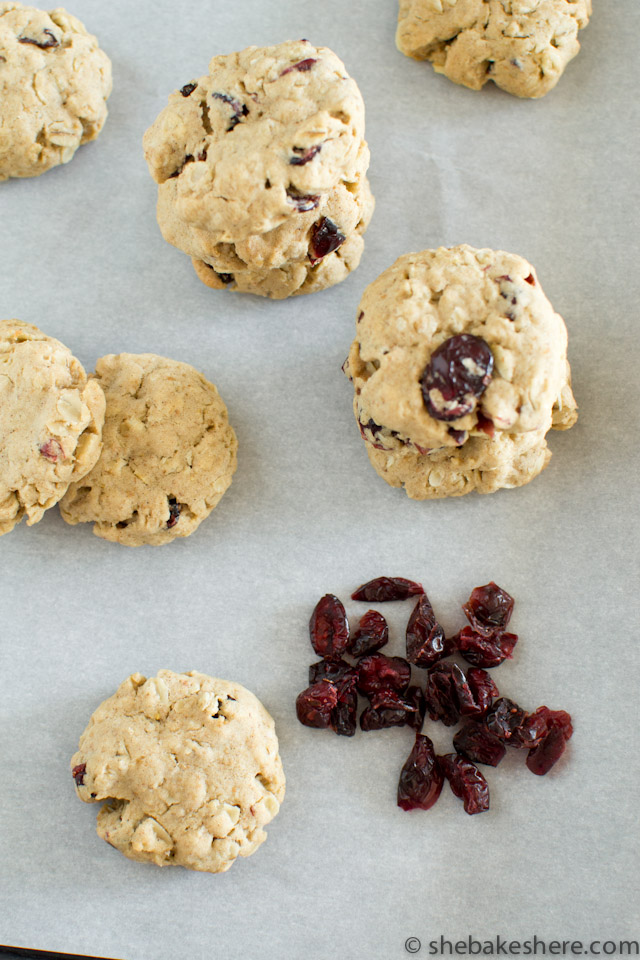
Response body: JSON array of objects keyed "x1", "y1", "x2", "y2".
[
  {"x1": 360, "y1": 686, "x2": 425, "y2": 732},
  {"x1": 524, "y1": 273, "x2": 536, "y2": 285},
  {"x1": 406, "y1": 594, "x2": 451, "y2": 667},
  {"x1": 287, "y1": 189, "x2": 320, "y2": 212},
  {"x1": 424, "y1": 662, "x2": 467, "y2": 726},
  {"x1": 485, "y1": 698, "x2": 528, "y2": 744},
  {"x1": 166, "y1": 498, "x2": 180, "y2": 529},
  {"x1": 526, "y1": 709, "x2": 573, "y2": 775},
  {"x1": 212, "y1": 92, "x2": 249, "y2": 130},
  {"x1": 290, "y1": 144, "x2": 322, "y2": 166},
  {"x1": 476, "y1": 412, "x2": 495, "y2": 437},
  {"x1": 308, "y1": 218, "x2": 345, "y2": 265},
  {"x1": 308, "y1": 658, "x2": 355, "y2": 686},
  {"x1": 455, "y1": 626, "x2": 518, "y2": 668},
  {"x1": 439, "y1": 754, "x2": 490, "y2": 815},
  {"x1": 39, "y1": 439, "x2": 64, "y2": 462},
  {"x1": 281, "y1": 58, "x2": 317, "y2": 76},
  {"x1": 309, "y1": 594, "x2": 349, "y2": 659},
  {"x1": 460, "y1": 668, "x2": 499, "y2": 718},
  {"x1": 453, "y1": 722, "x2": 506, "y2": 767},
  {"x1": 397, "y1": 734, "x2": 444, "y2": 811},
  {"x1": 351, "y1": 577, "x2": 424, "y2": 603},
  {"x1": 331, "y1": 687, "x2": 358, "y2": 737},
  {"x1": 180, "y1": 82, "x2": 197, "y2": 97},
  {"x1": 420, "y1": 334, "x2": 493, "y2": 421},
  {"x1": 463, "y1": 582, "x2": 514, "y2": 636},
  {"x1": 349, "y1": 610, "x2": 389, "y2": 658},
  {"x1": 72, "y1": 763, "x2": 86, "y2": 786},
  {"x1": 357, "y1": 654, "x2": 411, "y2": 697},
  {"x1": 509, "y1": 705, "x2": 551, "y2": 749},
  {"x1": 19, "y1": 28, "x2": 59, "y2": 49},
  {"x1": 296, "y1": 680, "x2": 338, "y2": 729}
]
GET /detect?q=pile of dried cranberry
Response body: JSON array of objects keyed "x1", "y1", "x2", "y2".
[{"x1": 295, "y1": 578, "x2": 572, "y2": 815}]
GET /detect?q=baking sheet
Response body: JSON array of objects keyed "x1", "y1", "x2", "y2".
[{"x1": 1, "y1": 1, "x2": 638, "y2": 958}]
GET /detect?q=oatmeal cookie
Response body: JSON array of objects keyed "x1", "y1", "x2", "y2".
[
  {"x1": 59, "y1": 353, "x2": 237, "y2": 546},
  {"x1": 71, "y1": 670, "x2": 285, "y2": 873},
  {"x1": 0, "y1": 319, "x2": 105, "y2": 535},
  {"x1": 0, "y1": 3, "x2": 112, "y2": 179}
]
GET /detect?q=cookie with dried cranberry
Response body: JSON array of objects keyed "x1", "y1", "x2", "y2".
[
  {"x1": 142, "y1": 40, "x2": 374, "y2": 299},
  {"x1": 71, "y1": 670, "x2": 285, "y2": 873},
  {"x1": 396, "y1": 0, "x2": 591, "y2": 99},
  {"x1": 0, "y1": 319, "x2": 105, "y2": 536},
  {"x1": 59, "y1": 353, "x2": 237, "y2": 546},
  {"x1": 0, "y1": 3, "x2": 112, "y2": 180},
  {"x1": 343, "y1": 245, "x2": 577, "y2": 499}
]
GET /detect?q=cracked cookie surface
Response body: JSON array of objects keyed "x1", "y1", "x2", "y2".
[
  {"x1": 59, "y1": 353, "x2": 237, "y2": 546},
  {"x1": 71, "y1": 670, "x2": 285, "y2": 873},
  {"x1": 344, "y1": 245, "x2": 577, "y2": 499},
  {"x1": 0, "y1": 319, "x2": 105, "y2": 535},
  {"x1": 396, "y1": 0, "x2": 591, "y2": 98},
  {"x1": 0, "y1": 2, "x2": 112, "y2": 180},
  {"x1": 143, "y1": 40, "x2": 374, "y2": 298}
]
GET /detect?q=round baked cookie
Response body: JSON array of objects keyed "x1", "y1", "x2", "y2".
[
  {"x1": 143, "y1": 40, "x2": 374, "y2": 299},
  {"x1": 71, "y1": 670, "x2": 285, "y2": 873},
  {"x1": 396, "y1": 0, "x2": 591, "y2": 99},
  {"x1": 0, "y1": 319, "x2": 105, "y2": 535},
  {"x1": 0, "y1": 3, "x2": 112, "y2": 180},
  {"x1": 344, "y1": 245, "x2": 578, "y2": 499},
  {"x1": 59, "y1": 353, "x2": 237, "y2": 546}
]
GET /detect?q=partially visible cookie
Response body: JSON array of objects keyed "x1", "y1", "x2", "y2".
[
  {"x1": 0, "y1": 319, "x2": 105, "y2": 535},
  {"x1": 344, "y1": 245, "x2": 578, "y2": 499},
  {"x1": 396, "y1": 0, "x2": 591, "y2": 98},
  {"x1": 143, "y1": 40, "x2": 374, "y2": 298},
  {"x1": 71, "y1": 670, "x2": 285, "y2": 873},
  {"x1": 0, "y1": 3, "x2": 112, "y2": 180},
  {"x1": 59, "y1": 353, "x2": 237, "y2": 546}
]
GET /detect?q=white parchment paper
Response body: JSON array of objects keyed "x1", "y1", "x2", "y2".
[{"x1": 1, "y1": 2, "x2": 638, "y2": 958}]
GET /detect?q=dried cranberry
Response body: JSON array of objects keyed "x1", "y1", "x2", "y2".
[
  {"x1": 349, "y1": 610, "x2": 389, "y2": 658},
  {"x1": 406, "y1": 594, "x2": 451, "y2": 667},
  {"x1": 455, "y1": 626, "x2": 518, "y2": 668},
  {"x1": 509, "y1": 705, "x2": 551, "y2": 749},
  {"x1": 309, "y1": 658, "x2": 355, "y2": 686},
  {"x1": 463, "y1": 582, "x2": 514, "y2": 636},
  {"x1": 287, "y1": 189, "x2": 320, "y2": 212},
  {"x1": 461, "y1": 668, "x2": 499, "y2": 718},
  {"x1": 331, "y1": 687, "x2": 358, "y2": 737},
  {"x1": 439, "y1": 754, "x2": 490, "y2": 815},
  {"x1": 281, "y1": 58, "x2": 317, "y2": 76},
  {"x1": 72, "y1": 763, "x2": 86, "y2": 786},
  {"x1": 447, "y1": 427, "x2": 467, "y2": 445},
  {"x1": 357, "y1": 654, "x2": 411, "y2": 697},
  {"x1": 290, "y1": 144, "x2": 322, "y2": 166},
  {"x1": 180, "y1": 82, "x2": 197, "y2": 97},
  {"x1": 453, "y1": 722, "x2": 506, "y2": 767},
  {"x1": 420, "y1": 334, "x2": 493, "y2": 421},
  {"x1": 212, "y1": 92, "x2": 249, "y2": 130},
  {"x1": 360, "y1": 686, "x2": 424, "y2": 732},
  {"x1": 39, "y1": 439, "x2": 63, "y2": 462},
  {"x1": 424, "y1": 662, "x2": 467, "y2": 727},
  {"x1": 476, "y1": 412, "x2": 495, "y2": 437},
  {"x1": 296, "y1": 680, "x2": 338, "y2": 729},
  {"x1": 525, "y1": 709, "x2": 573, "y2": 775},
  {"x1": 216, "y1": 272, "x2": 234, "y2": 285},
  {"x1": 351, "y1": 577, "x2": 424, "y2": 603},
  {"x1": 18, "y1": 28, "x2": 59, "y2": 49},
  {"x1": 308, "y1": 218, "x2": 345, "y2": 265},
  {"x1": 166, "y1": 498, "x2": 180, "y2": 529},
  {"x1": 397, "y1": 734, "x2": 444, "y2": 811},
  {"x1": 485, "y1": 698, "x2": 528, "y2": 744},
  {"x1": 309, "y1": 594, "x2": 349, "y2": 659},
  {"x1": 524, "y1": 273, "x2": 536, "y2": 285}
]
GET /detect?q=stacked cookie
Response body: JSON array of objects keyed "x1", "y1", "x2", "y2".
[
  {"x1": 143, "y1": 40, "x2": 374, "y2": 299},
  {"x1": 0, "y1": 320, "x2": 237, "y2": 545},
  {"x1": 344, "y1": 246, "x2": 578, "y2": 499}
]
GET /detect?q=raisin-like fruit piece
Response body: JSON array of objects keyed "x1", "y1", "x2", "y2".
[
  {"x1": 349, "y1": 610, "x2": 389, "y2": 658},
  {"x1": 39, "y1": 439, "x2": 63, "y2": 462},
  {"x1": 287, "y1": 189, "x2": 320, "y2": 212},
  {"x1": 296, "y1": 680, "x2": 338, "y2": 729},
  {"x1": 397, "y1": 734, "x2": 444, "y2": 811},
  {"x1": 166, "y1": 498, "x2": 180, "y2": 529},
  {"x1": 406, "y1": 594, "x2": 451, "y2": 666},
  {"x1": 357, "y1": 654, "x2": 411, "y2": 697},
  {"x1": 525, "y1": 709, "x2": 573, "y2": 775},
  {"x1": 510, "y1": 705, "x2": 551, "y2": 749},
  {"x1": 18, "y1": 28, "x2": 59, "y2": 49},
  {"x1": 331, "y1": 687, "x2": 358, "y2": 737},
  {"x1": 360, "y1": 686, "x2": 425, "y2": 732},
  {"x1": 463, "y1": 582, "x2": 514, "y2": 636},
  {"x1": 290, "y1": 144, "x2": 322, "y2": 166},
  {"x1": 180, "y1": 82, "x2": 197, "y2": 97},
  {"x1": 212, "y1": 91, "x2": 249, "y2": 130},
  {"x1": 309, "y1": 594, "x2": 349, "y2": 659},
  {"x1": 309, "y1": 658, "x2": 355, "y2": 685},
  {"x1": 439, "y1": 754, "x2": 490, "y2": 815},
  {"x1": 485, "y1": 698, "x2": 528, "y2": 744},
  {"x1": 420, "y1": 334, "x2": 493, "y2": 421},
  {"x1": 453, "y1": 722, "x2": 506, "y2": 767},
  {"x1": 308, "y1": 217, "x2": 345, "y2": 265},
  {"x1": 281, "y1": 58, "x2": 317, "y2": 76},
  {"x1": 424, "y1": 662, "x2": 465, "y2": 726},
  {"x1": 351, "y1": 577, "x2": 424, "y2": 603},
  {"x1": 459, "y1": 667, "x2": 499, "y2": 718},
  {"x1": 72, "y1": 763, "x2": 86, "y2": 786},
  {"x1": 455, "y1": 626, "x2": 518, "y2": 668}
]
